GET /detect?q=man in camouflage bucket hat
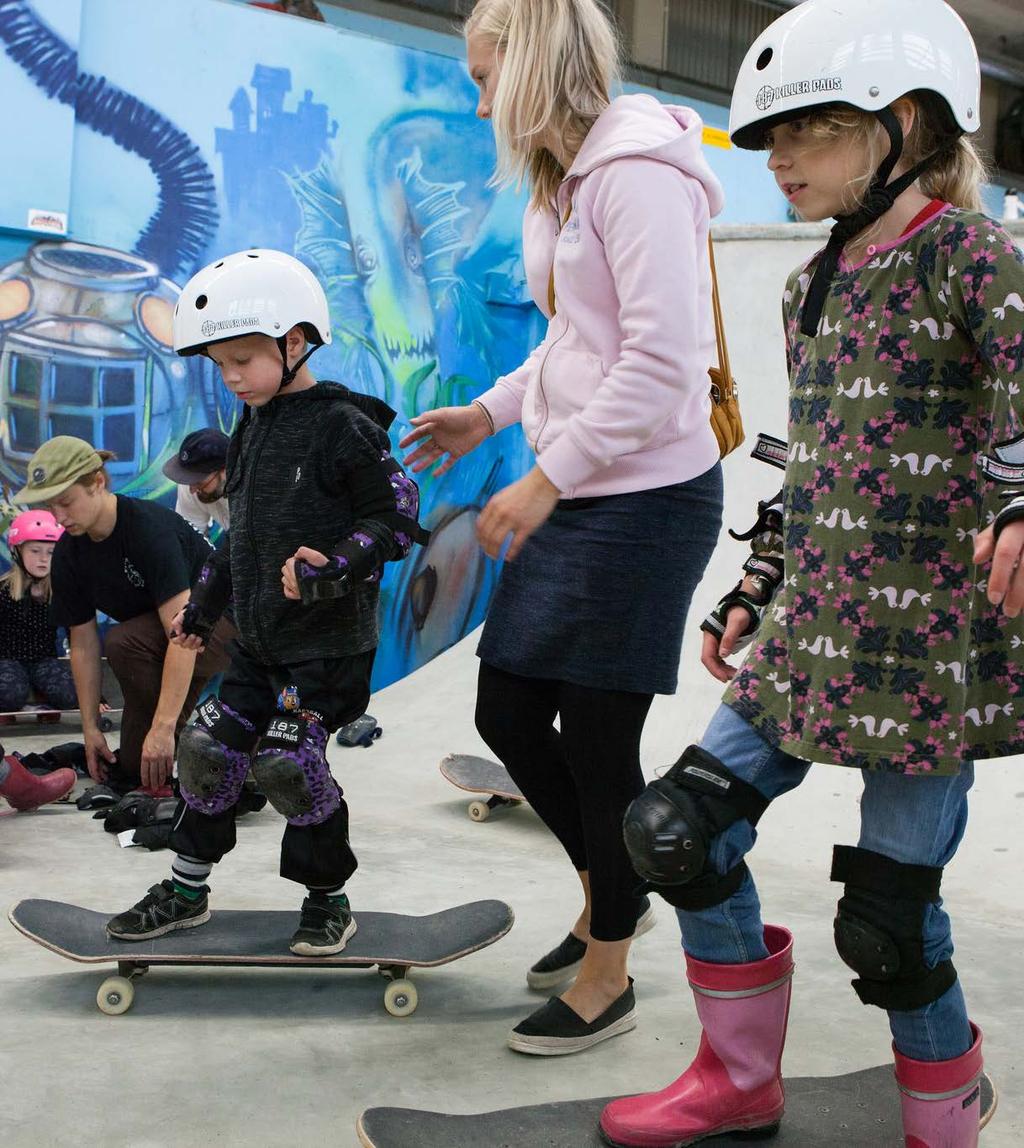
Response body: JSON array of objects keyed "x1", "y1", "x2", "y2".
[
  {"x1": 14, "y1": 436, "x2": 105, "y2": 504},
  {"x1": 15, "y1": 437, "x2": 233, "y2": 792}
]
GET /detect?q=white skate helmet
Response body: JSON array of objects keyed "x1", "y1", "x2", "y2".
[
  {"x1": 729, "y1": 0, "x2": 981, "y2": 150},
  {"x1": 173, "y1": 249, "x2": 332, "y2": 357}
]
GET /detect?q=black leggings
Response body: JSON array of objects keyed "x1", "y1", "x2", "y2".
[{"x1": 475, "y1": 661, "x2": 653, "y2": 941}]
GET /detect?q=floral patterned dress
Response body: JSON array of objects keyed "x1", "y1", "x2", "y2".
[{"x1": 725, "y1": 207, "x2": 1024, "y2": 775}]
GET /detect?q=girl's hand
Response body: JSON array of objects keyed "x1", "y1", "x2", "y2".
[
  {"x1": 476, "y1": 468, "x2": 561, "y2": 561},
  {"x1": 399, "y1": 405, "x2": 491, "y2": 476},
  {"x1": 974, "y1": 520, "x2": 1024, "y2": 618},
  {"x1": 700, "y1": 606, "x2": 752, "y2": 683}
]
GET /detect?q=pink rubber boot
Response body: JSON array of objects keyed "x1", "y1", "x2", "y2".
[
  {"x1": 894, "y1": 1022, "x2": 983, "y2": 1148},
  {"x1": 600, "y1": 926, "x2": 793, "y2": 1148},
  {"x1": 0, "y1": 753, "x2": 76, "y2": 811}
]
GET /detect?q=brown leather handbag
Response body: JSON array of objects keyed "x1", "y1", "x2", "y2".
[{"x1": 707, "y1": 237, "x2": 745, "y2": 458}]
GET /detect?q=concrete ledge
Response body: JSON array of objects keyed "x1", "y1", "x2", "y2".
[{"x1": 713, "y1": 219, "x2": 1024, "y2": 242}]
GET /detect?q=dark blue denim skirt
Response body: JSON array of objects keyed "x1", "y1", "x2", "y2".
[{"x1": 477, "y1": 464, "x2": 723, "y2": 695}]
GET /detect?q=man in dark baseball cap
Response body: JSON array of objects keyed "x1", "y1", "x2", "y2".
[{"x1": 162, "y1": 429, "x2": 230, "y2": 536}]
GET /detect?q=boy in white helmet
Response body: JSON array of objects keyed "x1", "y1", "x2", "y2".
[
  {"x1": 605, "y1": 2, "x2": 1024, "y2": 1146},
  {"x1": 106, "y1": 250, "x2": 426, "y2": 955}
]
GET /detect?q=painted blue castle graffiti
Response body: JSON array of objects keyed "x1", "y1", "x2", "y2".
[
  {"x1": 0, "y1": 0, "x2": 536, "y2": 690},
  {"x1": 216, "y1": 67, "x2": 337, "y2": 255}
]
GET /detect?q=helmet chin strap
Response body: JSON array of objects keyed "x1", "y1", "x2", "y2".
[
  {"x1": 800, "y1": 107, "x2": 958, "y2": 337},
  {"x1": 274, "y1": 335, "x2": 320, "y2": 393}
]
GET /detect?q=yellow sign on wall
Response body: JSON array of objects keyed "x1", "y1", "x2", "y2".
[{"x1": 702, "y1": 126, "x2": 732, "y2": 150}]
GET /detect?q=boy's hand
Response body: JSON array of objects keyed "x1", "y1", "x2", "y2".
[
  {"x1": 974, "y1": 520, "x2": 1024, "y2": 618},
  {"x1": 169, "y1": 606, "x2": 209, "y2": 652},
  {"x1": 282, "y1": 547, "x2": 329, "y2": 600}
]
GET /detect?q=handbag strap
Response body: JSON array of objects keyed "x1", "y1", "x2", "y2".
[
  {"x1": 708, "y1": 236, "x2": 734, "y2": 397},
  {"x1": 549, "y1": 215, "x2": 733, "y2": 400}
]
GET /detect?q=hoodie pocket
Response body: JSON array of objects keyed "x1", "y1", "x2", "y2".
[{"x1": 528, "y1": 345, "x2": 605, "y2": 452}]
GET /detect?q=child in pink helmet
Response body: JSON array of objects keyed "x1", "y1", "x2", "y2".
[{"x1": 0, "y1": 511, "x2": 78, "y2": 718}]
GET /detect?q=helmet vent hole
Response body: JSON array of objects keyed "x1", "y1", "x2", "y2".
[
  {"x1": 756, "y1": 47, "x2": 773, "y2": 71},
  {"x1": 214, "y1": 261, "x2": 224, "y2": 268},
  {"x1": 247, "y1": 253, "x2": 259, "y2": 259},
  {"x1": 195, "y1": 294, "x2": 208, "y2": 310}
]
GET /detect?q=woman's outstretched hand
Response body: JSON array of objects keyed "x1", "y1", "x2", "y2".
[{"x1": 399, "y1": 404, "x2": 492, "y2": 477}]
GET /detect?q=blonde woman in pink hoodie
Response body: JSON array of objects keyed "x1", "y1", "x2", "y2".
[{"x1": 401, "y1": 0, "x2": 725, "y2": 1055}]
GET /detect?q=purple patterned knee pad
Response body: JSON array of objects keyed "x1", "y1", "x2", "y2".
[
  {"x1": 177, "y1": 698, "x2": 255, "y2": 815},
  {"x1": 250, "y1": 715, "x2": 339, "y2": 827}
]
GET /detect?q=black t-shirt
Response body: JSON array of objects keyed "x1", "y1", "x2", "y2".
[{"x1": 50, "y1": 495, "x2": 212, "y2": 628}]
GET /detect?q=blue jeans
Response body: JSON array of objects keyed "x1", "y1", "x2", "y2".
[{"x1": 674, "y1": 703, "x2": 974, "y2": 1061}]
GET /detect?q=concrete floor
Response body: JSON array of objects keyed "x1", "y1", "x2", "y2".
[{"x1": 2, "y1": 629, "x2": 1021, "y2": 1147}]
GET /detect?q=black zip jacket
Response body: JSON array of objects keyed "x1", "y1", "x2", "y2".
[{"x1": 191, "y1": 382, "x2": 422, "y2": 664}]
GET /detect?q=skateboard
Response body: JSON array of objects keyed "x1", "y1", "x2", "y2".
[
  {"x1": 8, "y1": 897, "x2": 514, "y2": 1018},
  {"x1": 0, "y1": 658, "x2": 122, "y2": 732},
  {"x1": 356, "y1": 1065, "x2": 997, "y2": 1147},
  {"x1": 440, "y1": 753, "x2": 525, "y2": 822}
]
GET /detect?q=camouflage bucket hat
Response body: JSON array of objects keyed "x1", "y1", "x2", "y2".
[{"x1": 14, "y1": 436, "x2": 104, "y2": 503}]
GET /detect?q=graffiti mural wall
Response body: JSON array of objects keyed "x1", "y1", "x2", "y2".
[{"x1": 0, "y1": 0, "x2": 538, "y2": 689}]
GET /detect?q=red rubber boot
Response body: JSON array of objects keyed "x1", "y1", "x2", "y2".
[
  {"x1": 894, "y1": 1022, "x2": 983, "y2": 1148},
  {"x1": 0, "y1": 753, "x2": 76, "y2": 810},
  {"x1": 600, "y1": 925, "x2": 793, "y2": 1147}
]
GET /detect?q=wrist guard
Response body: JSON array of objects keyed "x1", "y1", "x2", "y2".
[
  {"x1": 180, "y1": 601, "x2": 217, "y2": 643},
  {"x1": 702, "y1": 489, "x2": 785, "y2": 650},
  {"x1": 297, "y1": 529, "x2": 384, "y2": 604},
  {"x1": 993, "y1": 493, "x2": 1024, "y2": 542}
]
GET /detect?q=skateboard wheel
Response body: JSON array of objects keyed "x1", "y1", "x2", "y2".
[
  {"x1": 99, "y1": 717, "x2": 114, "y2": 733},
  {"x1": 383, "y1": 978, "x2": 418, "y2": 1017},
  {"x1": 467, "y1": 800, "x2": 490, "y2": 822},
  {"x1": 97, "y1": 975, "x2": 134, "y2": 1015}
]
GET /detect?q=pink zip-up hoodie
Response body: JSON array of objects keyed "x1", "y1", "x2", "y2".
[{"x1": 476, "y1": 93, "x2": 726, "y2": 498}]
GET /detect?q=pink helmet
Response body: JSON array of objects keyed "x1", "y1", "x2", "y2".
[{"x1": 7, "y1": 510, "x2": 64, "y2": 548}]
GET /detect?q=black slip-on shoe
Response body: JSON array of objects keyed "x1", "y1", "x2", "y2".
[
  {"x1": 527, "y1": 897, "x2": 656, "y2": 990},
  {"x1": 508, "y1": 978, "x2": 637, "y2": 1055}
]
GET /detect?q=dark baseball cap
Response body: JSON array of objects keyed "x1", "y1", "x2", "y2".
[{"x1": 162, "y1": 428, "x2": 230, "y2": 484}]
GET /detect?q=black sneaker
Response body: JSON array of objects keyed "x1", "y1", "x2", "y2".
[
  {"x1": 106, "y1": 879, "x2": 210, "y2": 941},
  {"x1": 289, "y1": 892, "x2": 357, "y2": 956},
  {"x1": 527, "y1": 896, "x2": 656, "y2": 990},
  {"x1": 508, "y1": 978, "x2": 637, "y2": 1056}
]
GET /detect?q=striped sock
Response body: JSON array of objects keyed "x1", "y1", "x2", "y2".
[
  {"x1": 172, "y1": 854, "x2": 213, "y2": 900},
  {"x1": 308, "y1": 883, "x2": 345, "y2": 902}
]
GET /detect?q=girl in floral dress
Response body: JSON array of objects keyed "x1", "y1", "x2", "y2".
[{"x1": 601, "y1": 2, "x2": 1024, "y2": 1146}]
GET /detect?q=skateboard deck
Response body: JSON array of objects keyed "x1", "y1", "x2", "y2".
[
  {"x1": 440, "y1": 753, "x2": 525, "y2": 822},
  {"x1": 8, "y1": 897, "x2": 514, "y2": 1017},
  {"x1": 0, "y1": 659, "x2": 122, "y2": 731},
  {"x1": 356, "y1": 1066, "x2": 997, "y2": 1147}
]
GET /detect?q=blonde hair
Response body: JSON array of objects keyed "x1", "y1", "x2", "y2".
[
  {"x1": 465, "y1": 0, "x2": 621, "y2": 210},
  {"x1": 805, "y1": 92, "x2": 987, "y2": 217},
  {"x1": 1, "y1": 558, "x2": 53, "y2": 603}
]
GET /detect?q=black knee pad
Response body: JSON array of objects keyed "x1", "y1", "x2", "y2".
[
  {"x1": 623, "y1": 746, "x2": 769, "y2": 911},
  {"x1": 178, "y1": 698, "x2": 256, "y2": 816},
  {"x1": 831, "y1": 845, "x2": 958, "y2": 1012}
]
